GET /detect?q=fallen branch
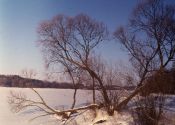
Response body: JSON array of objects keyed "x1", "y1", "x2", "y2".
[{"x1": 8, "y1": 89, "x2": 99, "y2": 121}]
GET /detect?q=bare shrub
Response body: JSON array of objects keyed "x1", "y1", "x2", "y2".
[{"x1": 132, "y1": 94, "x2": 165, "y2": 125}]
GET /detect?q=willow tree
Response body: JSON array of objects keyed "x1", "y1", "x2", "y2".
[
  {"x1": 114, "y1": 0, "x2": 175, "y2": 109},
  {"x1": 38, "y1": 14, "x2": 116, "y2": 114}
]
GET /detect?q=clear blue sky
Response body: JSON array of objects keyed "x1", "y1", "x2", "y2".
[{"x1": 0, "y1": 0, "x2": 174, "y2": 79}]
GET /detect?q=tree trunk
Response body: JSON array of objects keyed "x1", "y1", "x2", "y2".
[
  {"x1": 88, "y1": 69, "x2": 110, "y2": 105},
  {"x1": 71, "y1": 88, "x2": 77, "y2": 109},
  {"x1": 116, "y1": 84, "x2": 145, "y2": 110},
  {"x1": 92, "y1": 77, "x2": 95, "y2": 104}
]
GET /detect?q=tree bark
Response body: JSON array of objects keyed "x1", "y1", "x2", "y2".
[{"x1": 92, "y1": 77, "x2": 96, "y2": 104}]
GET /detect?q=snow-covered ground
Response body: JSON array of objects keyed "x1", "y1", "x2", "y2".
[
  {"x1": 0, "y1": 87, "x2": 175, "y2": 125},
  {"x1": 64, "y1": 109, "x2": 133, "y2": 125},
  {"x1": 0, "y1": 87, "x2": 93, "y2": 125}
]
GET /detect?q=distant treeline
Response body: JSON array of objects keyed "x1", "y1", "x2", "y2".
[
  {"x1": 0, "y1": 75, "x2": 135, "y2": 90},
  {"x1": 0, "y1": 75, "x2": 84, "y2": 89}
]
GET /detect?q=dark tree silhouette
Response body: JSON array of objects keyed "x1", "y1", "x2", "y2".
[
  {"x1": 37, "y1": 14, "x2": 117, "y2": 115},
  {"x1": 114, "y1": 0, "x2": 175, "y2": 110}
]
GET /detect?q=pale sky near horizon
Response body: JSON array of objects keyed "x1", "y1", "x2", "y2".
[{"x1": 0, "y1": 0, "x2": 174, "y2": 80}]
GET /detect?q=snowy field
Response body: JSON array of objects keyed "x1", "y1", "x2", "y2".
[
  {"x1": 0, "y1": 87, "x2": 175, "y2": 125},
  {"x1": 0, "y1": 87, "x2": 93, "y2": 125}
]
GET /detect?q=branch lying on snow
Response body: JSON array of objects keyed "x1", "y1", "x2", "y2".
[
  {"x1": 8, "y1": 88, "x2": 99, "y2": 121},
  {"x1": 56, "y1": 104, "x2": 99, "y2": 113}
]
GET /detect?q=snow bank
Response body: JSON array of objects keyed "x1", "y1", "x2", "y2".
[{"x1": 57, "y1": 109, "x2": 134, "y2": 125}]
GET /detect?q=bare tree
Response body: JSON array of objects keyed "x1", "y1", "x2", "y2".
[
  {"x1": 114, "y1": 0, "x2": 175, "y2": 110},
  {"x1": 38, "y1": 14, "x2": 115, "y2": 114},
  {"x1": 21, "y1": 68, "x2": 37, "y2": 79},
  {"x1": 91, "y1": 57, "x2": 133, "y2": 113}
]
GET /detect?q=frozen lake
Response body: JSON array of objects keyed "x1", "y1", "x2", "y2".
[{"x1": 0, "y1": 87, "x2": 93, "y2": 125}]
